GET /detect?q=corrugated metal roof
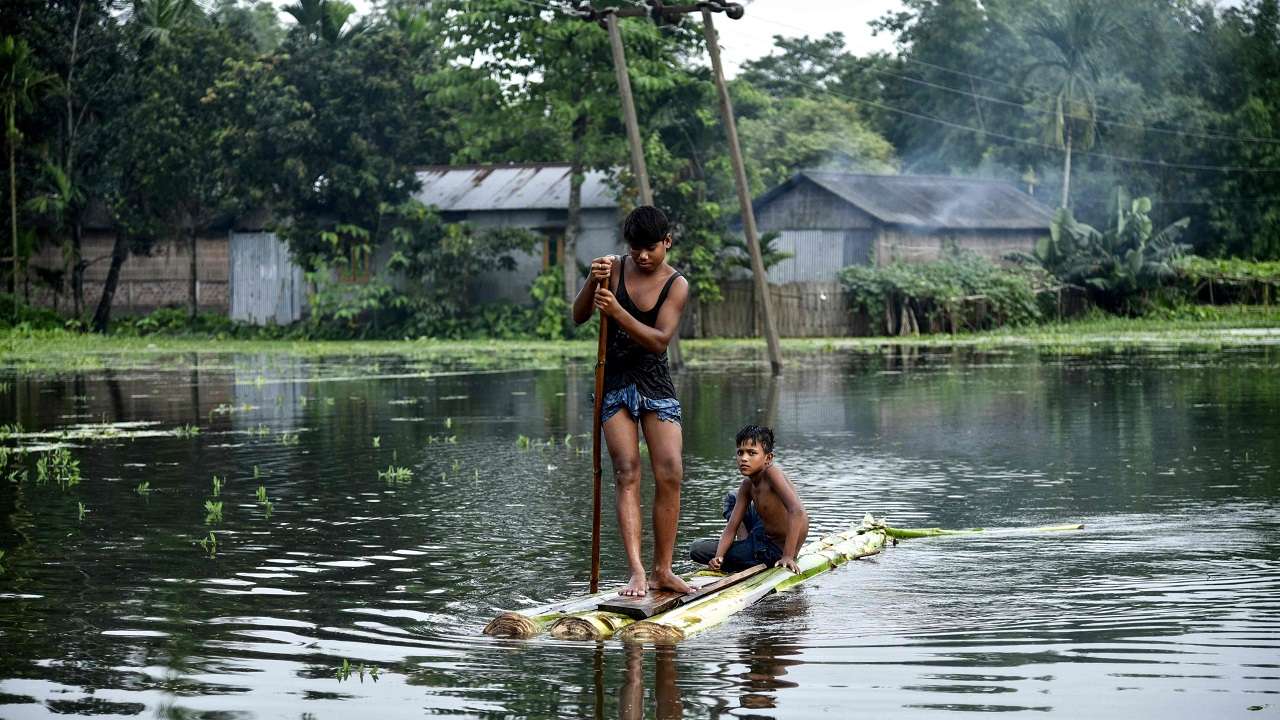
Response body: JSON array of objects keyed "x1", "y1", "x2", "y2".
[
  {"x1": 763, "y1": 171, "x2": 1052, "y2": 230},
  {"x1": 413, "y1": 164, "x2": 617, "y2": 212}
]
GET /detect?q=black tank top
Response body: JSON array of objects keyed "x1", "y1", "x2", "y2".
[{"x1": 604, "y1": 256, "x2": 682, "y2": 398}]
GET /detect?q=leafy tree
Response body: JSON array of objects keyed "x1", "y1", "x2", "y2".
[
  {"x1": 7, "y1": 0, "x2": 127, "y2": 318},
  {"x1": 736, "y1": 93, "x2": 897, "y2": 193},
  {"x1": 212, "y1": 0, "x2": 285, "y2": 53},
  {"x1": 137, "y1": 21, "x2": 248, "y2": 320},
  {"x1": 210, "y1": 17, "x2": 448, "y2": 272},
  {"x1": 1, "y1": 36, "x2": 52, "y2": 303}
]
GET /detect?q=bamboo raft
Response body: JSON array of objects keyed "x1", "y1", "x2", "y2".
[{"x1": 483, "y1": 516, "x2": 1084, "y2": 643}]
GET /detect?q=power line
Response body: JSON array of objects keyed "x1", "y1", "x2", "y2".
[
  {"x1": 861, "y1": 63, "x2": 1280, "y2": 147},
  {"x1": 485, "y1": 1, "x2": 1280, "y2": 173},
  {"x1": 741, "y1": 9, "x2": 1280, "y2": 146},
  {"x1": 762, "y1": 75, "x2": 1280, "y2": 174}
]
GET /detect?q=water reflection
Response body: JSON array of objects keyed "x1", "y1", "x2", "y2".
[{"x1": 617, "y1": 645, "x2": 683, "y2": 720}]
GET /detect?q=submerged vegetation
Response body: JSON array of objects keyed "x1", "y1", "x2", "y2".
[{"x1": 379, "y1": 465, "x2": 412, "y2": 484}]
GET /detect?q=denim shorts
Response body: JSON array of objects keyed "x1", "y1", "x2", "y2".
[
  {"x1": 599, "y1": 384, "x2": 682, "y2": 425},
  {"x1": 688, "y1": 492, "x2": 783, "y2": 573}
]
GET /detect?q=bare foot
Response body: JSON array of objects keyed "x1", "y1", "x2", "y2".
[
  {"x1": 619, "y1": 572, "x2": 648, "y2": 597},
  {"x1": 648, "y1": 567, "x2": 694, "y2": 594}
]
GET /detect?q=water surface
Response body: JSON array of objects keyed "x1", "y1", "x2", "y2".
[{"x1": 0, "y1": 346, "x2": 1277, "y2": 718}]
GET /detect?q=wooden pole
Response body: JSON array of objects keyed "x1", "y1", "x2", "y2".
[
  {"x1": 590, "y1": 315, "x2": 607, "y2": 593},
  {"x1": 701, "y1": 11, "x2": 782, "y2": 374},
  {"x1": 606, "y1": 13, "x2": 652, "y2": 207},
  {"x1": 603, "y1": 10, "x2": 683, "y2": 370}
]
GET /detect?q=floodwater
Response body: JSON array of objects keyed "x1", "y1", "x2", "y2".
[{"x1": 0, "y1": 346, "x2": 1277, "y2": 719}]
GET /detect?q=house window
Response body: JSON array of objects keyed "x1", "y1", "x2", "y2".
[{"x1": 542, "y1": 231, "x2": 565, "y2": 270}]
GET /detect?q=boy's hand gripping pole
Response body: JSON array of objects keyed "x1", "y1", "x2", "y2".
[{"x1": 590, "y1": 314, "x2": 607, "y2": 593}]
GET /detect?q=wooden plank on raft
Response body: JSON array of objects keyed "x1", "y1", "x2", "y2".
[{"x1": 595, "y1": 564, "x2": 767, "y2": 620}]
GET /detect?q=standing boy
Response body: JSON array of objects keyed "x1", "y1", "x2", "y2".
[
  {"x1": 690, "y1": 425, "x2": 809, "y2": 574},
  {"x1": 572, "y1": 206, "x2": 692, "y2": 597}
]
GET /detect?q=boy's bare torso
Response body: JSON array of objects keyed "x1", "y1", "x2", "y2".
[{"x1": 746, "y1": 464, "x2": 799, "y2": 546}]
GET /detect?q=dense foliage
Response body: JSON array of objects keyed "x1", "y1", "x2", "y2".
[
  {"x1": 1033, "y1": 190, "x2": 1190, "y2": 313},
  {"x1": 3, "y1": 0, "x2": 1280, "y2": 337}
]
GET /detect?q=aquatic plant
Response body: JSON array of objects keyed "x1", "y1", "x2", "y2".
[
  {"x1": 334, "y1": 660, "x2": 379, "y2": 683},
  {"x1": 135, "y1": 481, "x2": 150, "y2": 494},
  {"x1": 0, "y1": 549, "x2": 5, "y2": 573},
  {"x1": 451, "y1": 459, "x2": 460, "y2": 471},
  {"x1": 197, "y1": 531, "x2": 217, "y2": 557},
  {"x1": 372, "y1": 436, "x2": 380, "y2": 448},
  {"x1": 174, "y1": 424, "x2": 200, "y2": 438},
  {"x1": 77, "y1": 502, "x2": 86, "y2": 521},
  {"x1": 36, "y1": 448, "x2": 80, "y2": 489},
  {"x1": 211, "y1": 475, "x2": 223, "y2": 497},
  {"x1": 446, "y1": 435, "x2": 457, "y2": 444},
  {"x1": 379, "y1": 465, "x2": 412, "y2": 483},
  {"x1": 254, "y1": 484, "x2": 274, "y2": 517},
  {"x1": 277, "y1": 432, "x2": 300, "y2": 446},
  {"x1": 444, "y1": 417, "x2": 452, "y2": 429},
  {"x1": 564, "y1": 433, "x2": 573, "y2": 447},
  {"x1": 204, "y1": 500, "x2": 223, "y2": 524},
  {"x1": 252, "y1": 424, "x2": 270, "y2": 437},
  {"x1": 253, "y1": 465, "x2": 261, "y2": 479},
  {"x1": 0, "y1": 422, "x2": 22, "y2": 440},
  {"x1": 516, "y1": 435, "x2": 531, "y2": 449}
]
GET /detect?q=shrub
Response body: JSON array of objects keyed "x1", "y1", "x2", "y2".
[{"x1": 839, "y1": 253, "x2": 1045, "y2": 335}]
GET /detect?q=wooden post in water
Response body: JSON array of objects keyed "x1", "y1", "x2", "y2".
[{"x1": 701, "y1": 10, "x2": 783, "y2": 375}]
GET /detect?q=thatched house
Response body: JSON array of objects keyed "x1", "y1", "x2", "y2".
[{"x1": 751, "y1": 171, "x2": 1054, "y2": 282}]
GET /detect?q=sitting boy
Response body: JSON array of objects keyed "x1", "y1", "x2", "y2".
[{"x1": 689, "y1": 425, "x2": 809, "y2": 574}]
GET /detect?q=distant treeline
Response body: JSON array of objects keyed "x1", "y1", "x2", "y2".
[{"x1": 3, "y1": 0, "x2": 1279, "y2": 333}]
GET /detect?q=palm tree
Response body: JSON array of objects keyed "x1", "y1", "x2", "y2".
[
  {"x1": 1, "y1": 36, "x2": 53, "y2": 304},
  {"x1": 283, "y1": 0, "x2": 361, "y2": 44},
  {"x1": 1022, "y1": 0, "x2": 1123, "y2": 209},
  {"x1": 133, "y1": 0, "x2": 207, "y2": 47}
]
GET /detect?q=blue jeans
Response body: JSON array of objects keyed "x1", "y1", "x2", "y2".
[
  {"x1": 689, "y1": 493, "x2": 783, "y2": 573},
  {"x1": 599, "y1": 384, "x2": 682, "y2": 425}
]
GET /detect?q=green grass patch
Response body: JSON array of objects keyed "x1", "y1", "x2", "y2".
[{"x1": 0, "y1": 305, "x2": 1276, "y2": 374}]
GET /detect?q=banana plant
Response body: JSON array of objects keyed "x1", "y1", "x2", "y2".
[{"x1": 1036, "y1": 187, "x2": 1189, "y2": 312}]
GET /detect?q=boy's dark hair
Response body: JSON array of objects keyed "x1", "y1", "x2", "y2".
[
  {"x1": 735, "y1": 424, "x2": 775, "y2": 454},
  {"x1": 623, "y1": 205, "x2": 670, "y2": 248}
]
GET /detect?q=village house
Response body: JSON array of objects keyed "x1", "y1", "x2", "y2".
[
  {"x1": 750, "y1": 170, "x2": 1054, "y2": 282},
  {"x1": 25, "y1": 164, "x2": 622, "y2": 325},
  {"x1": 687, "y1": 171, "x2": 1055, "y2": 338},
  {"x1": 414, "y1": 163, "x2": 620, "y2": 303}
]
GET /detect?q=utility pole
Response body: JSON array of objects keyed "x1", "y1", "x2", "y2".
[
  {"x1": 605, "y1": 12, "x2": 651, "y2": 207},
  {"x1": 577, "y1": 1, "x2": 781, "y2": 371},
  {"x1": 597, "y1": 7, "x2": 683, "y2": 370},
  {"x1": 701, "y1": 9, "x2": 782, "y2": 374}
]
